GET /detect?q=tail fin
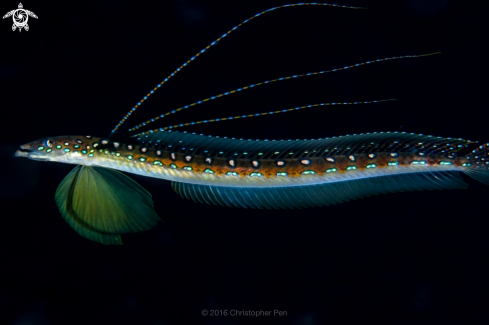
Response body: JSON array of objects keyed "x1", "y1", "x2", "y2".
[{"x1": 462, "y1": 142, "x2": 489, "y2": 185}]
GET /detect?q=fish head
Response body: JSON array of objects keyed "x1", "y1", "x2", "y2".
[{"x1": 15, "y1": 135, "x2": 90, "y2": 164}]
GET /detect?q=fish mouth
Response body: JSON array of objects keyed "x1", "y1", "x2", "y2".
[
  {"x1": 14, "y1": 148, "x2": 32, "y2": 158},
  {"x1": 14, "y1": 146, "x2": 50, "y2": 161}
]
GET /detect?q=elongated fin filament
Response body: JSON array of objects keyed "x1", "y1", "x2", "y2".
[
  {"x1": 127, "y1": 53, "x2": 440, "y2": 132},
  {"x1": 111, "y1": 3, "x2": 366, "y2": 135},
  {"x1": 133, "y1": 99, "x2": 395, "y2": 137}
]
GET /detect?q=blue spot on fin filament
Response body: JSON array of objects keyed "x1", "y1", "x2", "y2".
[
  {"x1": 171, "y1": 171, "x2": 467, "y2": 209},
  {"x1": 110, "y1": 3, "x2": 367, "y2": 136},
  {"x1": 127, "y1": 53, "x2": 440, "y2": 134},
  {"x1": 134, "y1": 99, "x2": 397, "y2": 137}
]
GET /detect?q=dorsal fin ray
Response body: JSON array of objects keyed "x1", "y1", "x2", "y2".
[
  {"x1": 127, "y1": 131, "x2": 476, "y2": 160},
  {"x1": 126, "y1": 53, "x2": 440, "y2": 134},
  {"x1": 110, "y1": 3, "x2": 366, "y2": 136},
  {"x1": 133, "y1": 99, "x2": 396, "y2": 137}
]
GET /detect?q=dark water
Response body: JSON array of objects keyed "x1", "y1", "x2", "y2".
[{"x1": 1, "y1": 0, "x2": 488, "y2": 324}]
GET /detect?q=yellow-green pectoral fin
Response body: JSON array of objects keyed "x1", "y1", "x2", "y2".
[{"x1": 55, "y1": 166, "x2": 160, "y2": 245}]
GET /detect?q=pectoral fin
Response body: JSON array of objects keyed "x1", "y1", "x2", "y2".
[{"x1": 55, "y1": 166, "x2": 160, "y2": 245}]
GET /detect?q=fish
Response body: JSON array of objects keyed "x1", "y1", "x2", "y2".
[{"x1": 13, "y1": 2, "x2": 489, "y2": 245}]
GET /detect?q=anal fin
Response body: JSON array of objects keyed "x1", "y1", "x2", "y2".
[{"x1": 172, "y1": 171, "x2": 467, "y2": 210}]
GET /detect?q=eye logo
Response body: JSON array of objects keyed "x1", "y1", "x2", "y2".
[{"x1": 3, "y1": 3, "x2": 38, "y2": 32}]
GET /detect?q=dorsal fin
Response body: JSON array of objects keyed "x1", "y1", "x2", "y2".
[
  {"x1": 126, "y1": 53, "x2": 439, "y2": 135},
  {"x1": 127, "y1": 131, "x2": 475, "y2": 160},
  {"x1": 132, "y1": 99, "x2": 395, "y2": 138},
  {"x1": 110, "y1": 3, "x2": 366, "y2": 136}
]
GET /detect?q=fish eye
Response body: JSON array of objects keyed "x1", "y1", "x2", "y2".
[{"x1": 44, "y1": 139, "x2": 53, "y2": 147}]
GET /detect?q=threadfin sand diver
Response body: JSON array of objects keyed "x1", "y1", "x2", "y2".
[{"x1": 14, "y1": 3, "x2": 489, "y2": 245}]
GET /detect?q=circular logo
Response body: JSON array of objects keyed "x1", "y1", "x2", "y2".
[{"x1": 13, "y1": 9, "x2": 28, "y2": 28}]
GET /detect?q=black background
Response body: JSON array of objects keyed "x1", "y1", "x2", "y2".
[{"x1": 1, "y1": 0, "x2": 488, "y2": 324}]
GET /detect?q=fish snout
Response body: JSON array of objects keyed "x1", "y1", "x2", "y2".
[{"x1": 20, "y1": 143, "x2": 32, "y2": 150}]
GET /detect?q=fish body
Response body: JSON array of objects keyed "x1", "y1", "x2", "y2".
[
  {"x1": 15, "y1": 132, "x2": 473, "y2": 187},
  {"x1": 16, "y1": 131, "x2": 488, "y2": 185},
  {"x1": 16, "y1": 131, "x2": 489, "y2": 214}
]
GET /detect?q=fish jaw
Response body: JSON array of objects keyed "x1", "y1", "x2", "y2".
[
  {"x1": 14, "y1": 149, "x2": 29, "y2": 158},
  {"x1": 14, "y1": 149, "x2": 62, "y2": 162}
]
